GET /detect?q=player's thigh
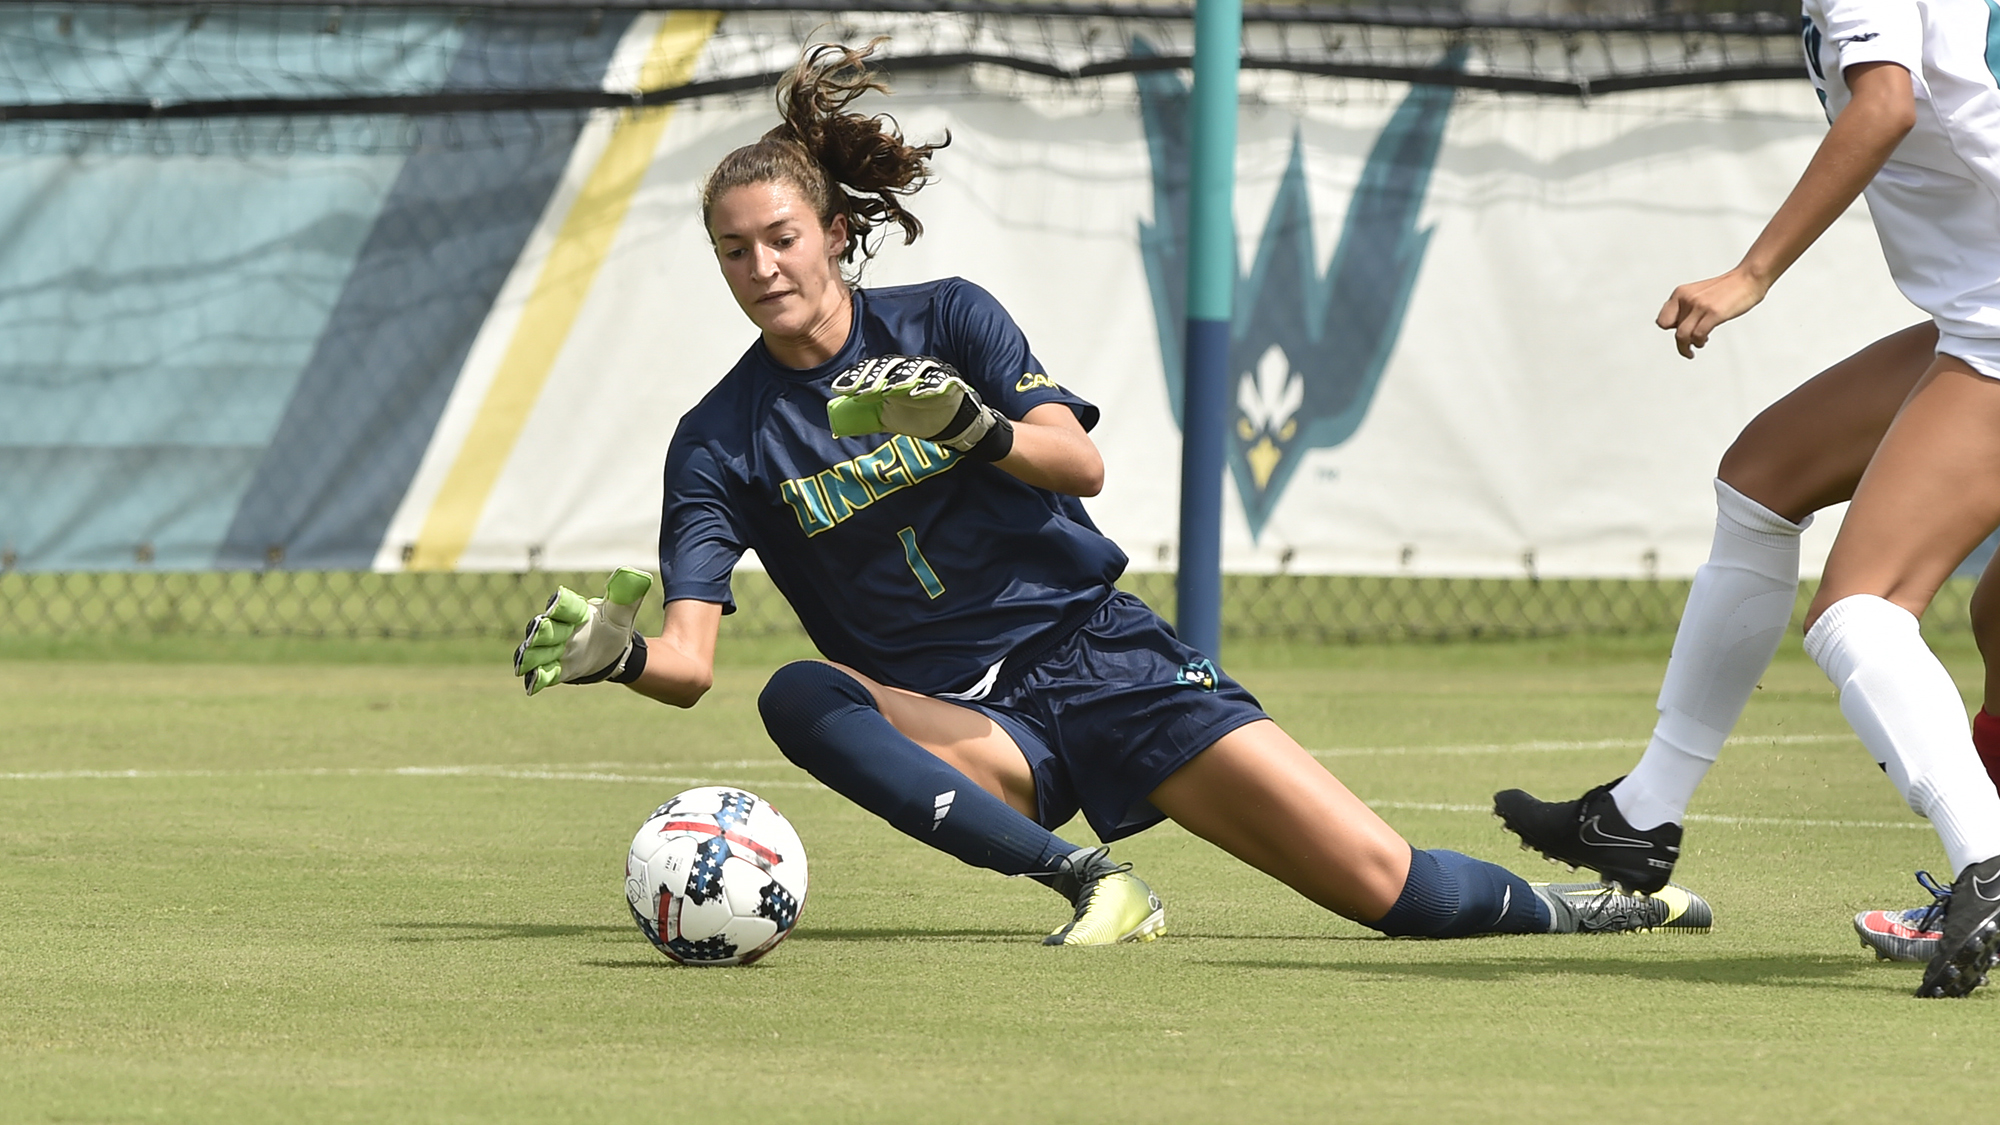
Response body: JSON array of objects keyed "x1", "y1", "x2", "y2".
[
  {"x1": 1719, "y1": 321, "x2": 1935, "y2": 523},
  {"x1": 1148, "y1": 719, "x2": 1411, "y2": 923},
  {"x1": 827, "y1": 663, "x2": 1039, "y2": 818},
  {"x1": 1809, "y1": 353, "x2": 2000, "y2": 625}
]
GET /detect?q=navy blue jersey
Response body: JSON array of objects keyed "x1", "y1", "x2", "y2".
[{"x1": 659, "y1": 278, "x2": 1128, "y2": 696}]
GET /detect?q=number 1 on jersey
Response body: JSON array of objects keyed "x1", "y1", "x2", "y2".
[{"x1": 896, "y1": 527, "x2": 945, "y2": 599}]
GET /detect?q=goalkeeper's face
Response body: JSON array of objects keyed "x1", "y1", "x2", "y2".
[{"x1": 709, "y1": 180, "x2": 850, "y2": 344}]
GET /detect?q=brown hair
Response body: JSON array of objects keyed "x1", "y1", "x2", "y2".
[{"x1": 700, "y1": 39, "x2": 948, "y2": 271}]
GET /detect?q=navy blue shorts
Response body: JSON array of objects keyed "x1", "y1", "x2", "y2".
[{"x1": 967, "y1": 591, "x2": 1268, "y2": 842}]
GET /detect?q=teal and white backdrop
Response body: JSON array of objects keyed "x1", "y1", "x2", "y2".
[{"x1": 0, "y1": 9, "x2": 1920, "y2": 581}]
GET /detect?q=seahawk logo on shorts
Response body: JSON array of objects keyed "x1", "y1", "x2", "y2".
[
  {"x1": 1176, "y1": 659, "x2": 1218, "y2": 692},
  {"x1": 1135, "y1": 42, "x2": 1462, "y2": 541}
]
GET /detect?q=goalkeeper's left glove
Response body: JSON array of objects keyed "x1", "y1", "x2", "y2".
[
  {"x1": 513, "y1": 567, "x2": 653, "y2": 696},
  {"x1": 826, "y1": 355, "x2": 1016, "y2": 461}
]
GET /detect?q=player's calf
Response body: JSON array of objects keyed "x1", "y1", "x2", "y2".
[{"x1": 1368, "y1": 847, "x2": 1554, "y2": 937}]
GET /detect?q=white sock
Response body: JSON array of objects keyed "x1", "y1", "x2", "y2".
[
  {"x1": 1805, "y1": 594, "x2": 2000, "y2": 877},
  {"x1": 1612, "y1": 480, "x2": 1807, "y2": 830}
]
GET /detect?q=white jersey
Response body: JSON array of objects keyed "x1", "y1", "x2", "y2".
[{"x1": 1803, "y1": 0, "x2": 2000, "y2": 351}]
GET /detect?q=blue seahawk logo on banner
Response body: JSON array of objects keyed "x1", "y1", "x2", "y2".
[{"x1": 1136, "y1": 45, "x2": 1463, "y2": 541}]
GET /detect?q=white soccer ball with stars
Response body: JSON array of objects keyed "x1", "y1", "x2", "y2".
[{"x1": 625, "y1": 787, "x2": 808, "y2": 966}]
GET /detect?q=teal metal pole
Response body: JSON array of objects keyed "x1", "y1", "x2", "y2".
[{"x1": 1176, "y1": 0, "x2": 1240, "y2": 659}]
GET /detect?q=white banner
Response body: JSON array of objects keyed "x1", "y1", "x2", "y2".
[{"x1": 385, "y1": 56, "x2": 1914, "y2": 579}]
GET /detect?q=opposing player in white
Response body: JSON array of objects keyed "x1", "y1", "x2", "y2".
[{"x1": 1494, "y1": 0, "x2": 2000, "y2": 997}]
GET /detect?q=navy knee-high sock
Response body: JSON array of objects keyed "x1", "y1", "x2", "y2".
[
  {"x1": 1370, "y1": 847, "x2": 1551, "y2": 938},
  {"x1": 758, "y1": 661, "x2": 1076, "y2": 880}
]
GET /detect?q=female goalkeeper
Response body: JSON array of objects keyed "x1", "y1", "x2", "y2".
[{"x1": 515, "y1": 41, "x2": 1709, "y2": 946}]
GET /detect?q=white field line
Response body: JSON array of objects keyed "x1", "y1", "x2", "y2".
[
  {"x1": 7, "y1": 737, "x2": 1851, "y2": 782},
  {"x1": 1313, "y1": 731, "x2": 1924, "y2": 831},
  {"x1": 1307, "y1": 732, "x2": 1850, "y2": 759},
  {"x1": 0, "y1": 764, "x2": 823, "y2": 790},
  {"x1": 0, "y1": 741, "x2": 1930, "y2": 831},
  {"x1": 1365, "y1": 799, "x2": 1929, "y2": 832}
]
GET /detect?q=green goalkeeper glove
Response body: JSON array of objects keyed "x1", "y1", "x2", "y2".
[
  {"x1": 826, "y1": 355, "x2": 1015, "y2": 461},
  {"x1": 513, "y1": 567, "x2": 653, "y2": 696}
]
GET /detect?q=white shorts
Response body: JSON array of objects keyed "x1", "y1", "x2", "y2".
[{"x1": 1935, "y1": 328, "x2": 2000, "y2": 382}]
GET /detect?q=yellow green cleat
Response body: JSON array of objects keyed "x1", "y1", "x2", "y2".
[
  {"x1": 1532, "y1": 881, "x2": 1713, "y2": 934},
  {"x1": 1042, "y1": 847, "x2": 1166, "y2": 946}
]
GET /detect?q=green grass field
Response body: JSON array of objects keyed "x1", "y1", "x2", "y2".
[{"x1": 5, "y1": 632, "x2": 1997, "y2": 1123}]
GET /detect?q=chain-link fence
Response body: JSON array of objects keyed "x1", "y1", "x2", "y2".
[{"x1": 0, "y1": 569, "x2": 1982, "y2": 644}]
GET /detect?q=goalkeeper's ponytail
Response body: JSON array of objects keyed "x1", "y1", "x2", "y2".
[{"x1": 700, "y1": 39, "x2": 949, "y2": 274}]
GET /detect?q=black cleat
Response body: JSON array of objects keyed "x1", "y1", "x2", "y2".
[
  {"x1": 1492, "y1": 777, "x2": 1681, "y2": 895},
  {"x1": 1916, "y1": 854, "x2": 2000, "y2": 999}
]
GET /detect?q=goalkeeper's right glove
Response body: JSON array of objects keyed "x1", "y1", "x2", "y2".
[{"x1": 513, "y1": 567, "x2": 653, "y2": 696}]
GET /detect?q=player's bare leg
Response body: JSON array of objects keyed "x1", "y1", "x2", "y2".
[
  {"x1": 1149, "y1": 719, "x2": 1409, "y2": 919},
  {"x1": 1809, "y1": 356, "x2": 2000, "y2": 620},
  {"x1": 1804, "y1": 353, "x2": 2000, "y2": 996},
  {"x1": 1150, "y1": 721, "x2": 1710, "y2": 935},
  {"x1": 1495, "y1": 324, "x2": 1935, "y2": 891},
  {"x1": 832, "y1": 663, "x2": 1042, "y2": 818},
  {"x1": 1716, "y1": 321, "x2": 1935, "y2": 521},
  {"x1": 1856, "y1": 532, "x2": 2000, "y2": 963}
]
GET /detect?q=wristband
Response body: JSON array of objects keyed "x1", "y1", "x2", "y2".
[
  {"x1": 964, "y1": 412, "x2": 1014, "y2": 462},
  {"x1": 609, "y1": 633, "x2": 649, "y2": 684}
]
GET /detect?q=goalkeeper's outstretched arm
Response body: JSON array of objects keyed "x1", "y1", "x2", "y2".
[{"x1": 625, "y1": 598, "x2": 722, "y2": 708}]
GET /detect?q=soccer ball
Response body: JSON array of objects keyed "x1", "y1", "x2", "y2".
[{"x1": 624, "y1": 787, "x2": 808, "y2": 966}]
